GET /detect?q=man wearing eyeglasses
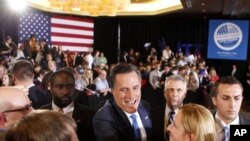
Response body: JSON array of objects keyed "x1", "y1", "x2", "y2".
[{"x1": 0, "y1": 87, "x2": 32, "y2": 140}]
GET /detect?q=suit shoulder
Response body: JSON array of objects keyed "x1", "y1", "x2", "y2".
[
  {"x1": 240, "y1": 112, "x2": 250, "y2": 124},
  {"x1": 94, "y1": 100, "x2": 113, "y2": 117},
  {"x1": 39, "y1": 103, "x2": 52, "y2": 109},
  {"x1": 75, "y1": 103, "x2": 96, "y2": 114}
]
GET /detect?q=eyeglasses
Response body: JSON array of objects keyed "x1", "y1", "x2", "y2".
[{"x1": 2, "y1": 104, "x2": 32, "y2": 114}]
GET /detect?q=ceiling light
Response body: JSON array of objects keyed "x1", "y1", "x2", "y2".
[
  {"x1": 47, "y1": 0, "x2": 130, "y2": 16},
  {"x1": 7, "y1": 0, "x2": 27, "y2": 11}
]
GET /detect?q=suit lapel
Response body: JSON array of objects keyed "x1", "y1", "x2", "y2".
[
  {"x1": 138, "y1": 102, "x2": 152, "y2": 140},
  {"x1": 111, "y1": 99, "x2": 134, "y2": 139},
  {"x1": 138, "y1": 104, "x2": 151, "y2": 129},
  {"x1": 72, "y1": 103, "x2": 81, "y2": 123},
  {"x1": 112, "y1": 99, "x2": 131, "y2": 126}
]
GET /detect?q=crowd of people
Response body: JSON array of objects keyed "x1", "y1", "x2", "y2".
[{"x1": 0, "y1": 35, "x2": 250, "y2": 141}]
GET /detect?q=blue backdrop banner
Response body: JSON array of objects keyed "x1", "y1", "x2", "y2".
[{"x1": 207, "y1": 20, "x2": 249, "y2": 60}]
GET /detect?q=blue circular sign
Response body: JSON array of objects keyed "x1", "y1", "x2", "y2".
[{"x1": 214, "y1": 22, "x2": 242, "y2": 51}]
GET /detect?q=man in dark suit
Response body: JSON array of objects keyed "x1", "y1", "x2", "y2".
[
  {"x1": 12, "y1": 60, "x2": 50, "y2": 109},
  {"x1": 211, "y1": 76, "x2": 250, "y2": 141},
  {"x1": 152, "y1": 74, "x2": 187, "y2": 141},
  {"x1": 41, "y1": 70, "x2": 95, "y2": 141},
  {"x1": 93, "y1": 63, "x2": 153, "y2": 141}
]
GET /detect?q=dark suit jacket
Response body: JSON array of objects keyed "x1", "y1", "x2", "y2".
[
  {"x1": 239, "y1": 112, "x2": 250, "y2": 124},
  {"x1": 93, "y1": 98, "x2": 153, "y2": 141},
  {"x1": 41, "y1": 102, "x2": 96, "y2": 141},
  {"x1": 28, "y1": 85, "x2": 50, "y2": 109},
  {"x1": 212, "y1": 110, "x2": 250, "y2": 125},
  {"x1": 152, "y1": 104, "x2": 166, "y2": 141}
]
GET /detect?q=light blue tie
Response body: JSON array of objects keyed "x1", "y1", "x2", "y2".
[
  {"x1": 130, "y1": 114, "x2": 141, "y2": 141},
  {"x1": 222, "y1": 125, "x2": 230, "y2": 141}
]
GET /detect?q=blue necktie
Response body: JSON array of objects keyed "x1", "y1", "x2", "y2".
[
  {"x1": 130, "y1": 114, "x2": 141, "y2": 141},
  {"x1": 222, "y1": 125, "x2": 230, "y2": 141}
]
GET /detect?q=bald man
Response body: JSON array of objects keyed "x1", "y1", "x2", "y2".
[{"x1": 0, "y1": 87, "x2": 32, "y2": 140}]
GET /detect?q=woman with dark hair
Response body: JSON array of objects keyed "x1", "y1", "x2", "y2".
[
  {"x1": 0, "y1": 36, "x2": 12, "y2": 57},
  {"x1": 1, "y1": 73, "x2": 14, "y2": 86}
]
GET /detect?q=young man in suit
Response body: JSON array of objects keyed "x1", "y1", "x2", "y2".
[
  {"x1": 12, "y1": 60, "x2": 50, "y2": 109},
  {"x1": 152, "y1": 74, "x2": 187, "y2": 141},
  {"x1": 211, "y1": 76, "x2": 250, "y2": 141},
  {"x1": 93, "y1": 63, "x2": 153, "y2": 141},
  {"x1": 41, "y1": 70, "x2": 95, "y2": 141}
]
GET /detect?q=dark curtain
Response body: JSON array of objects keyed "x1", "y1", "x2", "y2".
[
  {"x1": 119, "y1": 17, "x2": 162, "y2": 53},
  {"x1": 93, "y1": 18, "x2": 119, "y2": 64},
  {"x1": 94, "y1": 17, "x2": 250, "y2": 96},
  {"x1": 94, "y1": 16, "x2": 210, "y2": 63}
]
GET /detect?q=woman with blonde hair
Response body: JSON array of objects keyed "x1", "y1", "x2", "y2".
[{"x1": 167, "y1": 104, "x2": 217, "y2": 141}]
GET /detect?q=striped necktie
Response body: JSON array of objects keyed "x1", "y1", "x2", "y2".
[{"x1": 168, "y1": 111, "x2": 175, "y2": 125}]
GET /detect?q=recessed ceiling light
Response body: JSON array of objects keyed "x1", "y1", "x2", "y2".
[
  {"x1": 201, "y1": 3, "x2": 205, "y2": 6},
  {"x1": 202, "y1": 9, "x2": 206, "y2": 12}
]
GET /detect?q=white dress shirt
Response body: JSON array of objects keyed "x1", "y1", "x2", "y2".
[
  {"x1": 52, "y1": 101, "x2": 74, "y2": 117},
  {"x1": 215, "y1": 112, "x2": 239, "y2": 141},
  {"x1": 124, "y1": 111, "x2": 147, "y2": 141}
]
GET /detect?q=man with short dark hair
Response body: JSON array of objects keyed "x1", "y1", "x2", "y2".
[
  {"x1": 211, "y1": 76, "x2": 250, "y2": 141},
  {"x1": 41, "y1": 70, "x2": 95, "y2": 141},
  {"x1": 12, "y1": 60, "x2": 50, "y2": 109},
  {"x1": 93, "y1": 63, "x2": 153, "y2": 141}
]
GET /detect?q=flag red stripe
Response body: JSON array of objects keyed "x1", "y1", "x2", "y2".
[
  {"x1": 52, "y1": 15, "x2": 94, "y2": 23},
  {"x1": 51, "y1": 23, "x2": 93, "y2": 31},
  {"x1": 51, "y1": 42, "x2": 93, "y2": 47},
  {"x1": 51, "y1": 33, "x2": 93, "y2": 39},
  {"x1": 51, "y1": 14, "x2": 94, "y2": 51}
]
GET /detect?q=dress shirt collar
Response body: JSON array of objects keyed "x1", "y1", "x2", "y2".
[
  {"x1": 52, "y1": 101, "x2": 74, "y2": 117},
  {"x1": 26, "y1": 83, "x2": 35, "y2": 89},
  {"x1": 124, "y1": 111, "x2": 140, "y2": 124},
  {"x1": 165, "y1": 103, "x2": 179, "y2": 116},
  {"x1": 215, "y1": 112, "x2": 239, "y2": 133}
]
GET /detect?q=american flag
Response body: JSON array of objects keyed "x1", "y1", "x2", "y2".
[{"x1": 18, "y1": 10, "x2": 94, "y2": 52}]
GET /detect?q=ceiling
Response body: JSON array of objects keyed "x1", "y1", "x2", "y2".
[
  {"x1": 3, "y1": 0, "x2": 250, "y2": 18},
  {"x1": 170, "y1": 0, "x2": 250, "y2": 18},
  {"x1": 25, "y1": 0, "x2": 183, "y2": 16}
]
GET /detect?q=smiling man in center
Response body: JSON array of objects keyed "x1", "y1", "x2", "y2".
[{"x1": 93, "y1": 63, "x2": 153, "y2": 141}]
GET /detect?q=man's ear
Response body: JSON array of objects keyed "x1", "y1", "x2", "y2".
[{"x1": 211, "y1": 96, "x2": 217, "y2": 106}]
